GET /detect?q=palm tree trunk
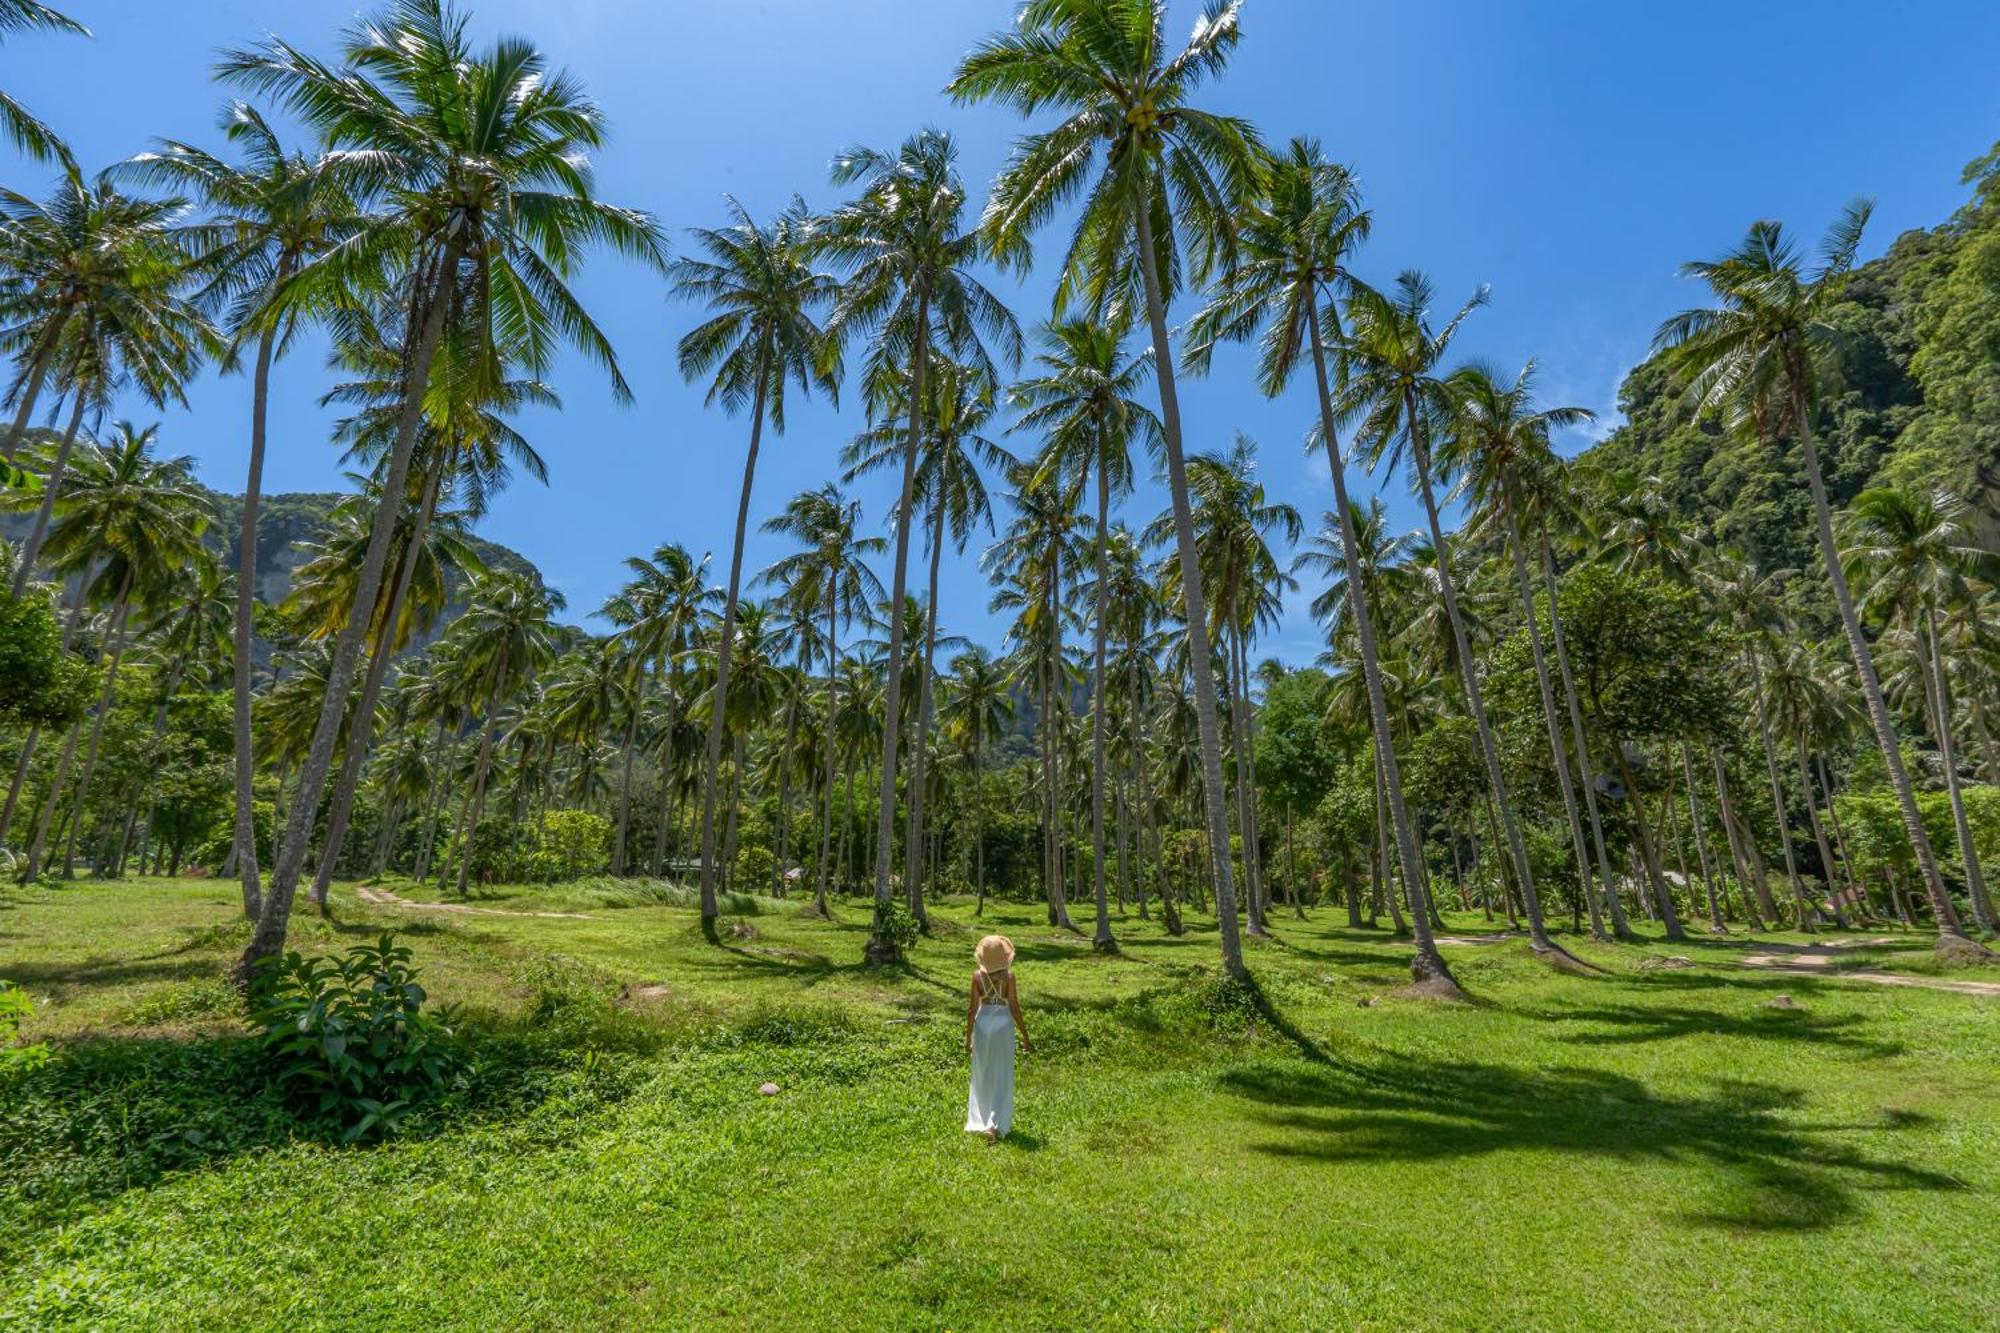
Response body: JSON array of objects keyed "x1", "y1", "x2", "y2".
[
  {"x1": 1683, "y1": 743, "x2": 1726, "y2": 932},
  {"x1": 0, "y1": 313, "x2": 67, "y2": 464},
  {"x1": 1817, "y1": 754, "x2": 1863, "y2": 909},
  {"x1": 973, "y1": 727, "x2": 986, "y2": 916},
  {"x1": 1746, "y1": 647, "x2": 1812, "y2": 928},
  {"x1": 903, "y1": 497, "x2": 947, "y2": 928},
  {"x1": 27, "y1": 583, "x2": 129, "y2": 880},
  {"x1": 613, "y1": 666, "x2": 646, "y2": 877},
  {"x1": 815, "y1": 590, "x2": 839, "y2": 914},
  {"x1": 652, "y1": 676, "x2": 678, "y2": 877},
  {"x1": 1303, "y1": 318, "x2": 1449, "y2": 981},
  {"x1": 866, "y1": 295, "x2": 929, "y2": 963},
  {"x1": 248, "y1": 233, "x2": 464, "y2": 974},
  {"x1": 1403, "y1": 396, "x2": 1561, "y2": 958},
  {"x1": 1787, "y1": 382, "x2": 1972, "y2": 948},
  {"x1": 454, "y1": 690, "x2": 504, "y2": 898},
  {"x1": 1922, "y1": 601, "x2": 1994, "y2": 931},
  {"x1": 1088, "y1": 457, "x2": 1115, "y2": 951},
  {"x1": 699, "y1": 352, "x2": 771, "y2": 929},
  {"x1": 56, "y1": 591, "x2": 136, "y2": 878},
  {"x1": 1613, "y1": 743, "x2": 1686, "y2": 940},
  {"x1": 1506, "y1": 495, "x2": 1606, "y2": 941},
  {"x1": 118, "y1": 645, "x2": 193, "y2": 876},
  {"x1": 11, "y1": 392, "x2": 86, "y2": 598},
  {"x1": 310, "y1": 464, "x2": 443, "y2": 909},
  {"x1": 1135, "y1": 203, "x2": 1244, "y2": 979},
  {"x1": 231, "y1": 292, "x2": 285, "y2": 921},
  {"x1": 1228, "y1": 617, "x2": 1267, "y2": 938},
  {"x1": 721, "y1": 731, "x2": 745, "y2": 894},
  {"x1": 1713, "y1": 750, "x2": 1773, "y2": 929},
  {"x1": 1537, "y1": 527, "x2": 1628, "y2": 937},
  {"x1": 1793, "y1": 731, "x2": 1848, "y2": 928}
]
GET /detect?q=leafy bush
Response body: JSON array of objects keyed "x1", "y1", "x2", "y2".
[
  {"x1": 1, "y1": 979, "x2": 47, "y2": 1069},
  {"x1": 246, "y1": 933, "x2": 463, "y2": 1140},
  {"x1": 871, "y1": 898, "x2": 922, "y2": 952}
]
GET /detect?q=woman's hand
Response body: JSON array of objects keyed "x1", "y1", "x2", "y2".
[
  {"x1": 1021, "y1": 1037, "x2": 1034, "y2": 1055},
  {"x1": 964, "y1": 1033, "x2": 974, "y2": 1053}
]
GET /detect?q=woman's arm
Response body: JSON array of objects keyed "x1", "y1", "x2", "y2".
[
  {"x1": 1005, "y1": 973, "x2": 1032, "y2": 1052},
  {"x1": 964, "y1": 972, "x2": 980, "y2": 1052}
]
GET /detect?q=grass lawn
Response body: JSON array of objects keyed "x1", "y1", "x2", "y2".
[{"x1": 3, "y1": 876, "x2": 1997, "y2": 1330}]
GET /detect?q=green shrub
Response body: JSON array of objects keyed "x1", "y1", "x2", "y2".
[
  {"x1": 246, "y1": 933, "x2": 463, "y2": 1141},
  {"x1": 870, "y1": 898, "x2": 922, "y2": 952},
  {"x1": 1, "y1": 980, "x2": 47, "y2": 1069}
]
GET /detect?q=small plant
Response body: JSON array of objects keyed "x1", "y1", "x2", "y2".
[
  {"x1": 1, "y1": 979, "x2": 48, "y2": 1069},
  {"x1": 246, "y1": 933, "x2": 462, "y2": 1141},
  {"x1": 871, "y1": 899, "x2": 922, "y2": 954}
]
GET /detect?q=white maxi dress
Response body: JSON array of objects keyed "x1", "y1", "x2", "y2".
[{"x1": 965, "y1": 969, "x2": 1015, "y2": 1136}]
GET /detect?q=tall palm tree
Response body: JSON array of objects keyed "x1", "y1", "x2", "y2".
[
  {"x1": 1442, "y1": 361, "x2": 1613, "y2": 944},
  {"x1": 0, "y1": 1, "x2": 87, "y2": 167},
  {"x1": 939, "y1": 645, "x2": 1013, "y2": 914},
  {"x1": 1154, "y1": 436, "x2": 1299, "y2": 938},
  {"x1": 1842, "y1": 486, "x2": 1995, "y2": 932},
  {"x1": 23, "y1": 422, "x2": 209, "y2": 880},
  {"x1": 669, "y1": 196, "x2": 837, "y2": 929},
  {"x1": 760, "y1": 486, "x2": 885, "y2": 913},
  {"x1": 816, "y1": 128, "x2": 1021, "y2": 960},
  {"x1": 121, "y1": 102, "x2": 360, "y2": 920},
  {"x1": 616, "y1": 544, "x2": 721, "y2": 877},
  {"x1": 0, "y1": 172, "x2": 210, "y2": 595},
  {"x1": 1343, "y1": 272, "x2": 1577, "y2": 964},
  {"x1": 446, "y1": 572, "x2": 557, "y2": 895},
  {"x1": 988, "y1": 458, "x2": 1086, "y2": 929},
  {"x1": 1179, "y1": 137, "x2": 1459, "y2": 958},
  {"x1": 951, "y1": 0, "x2": 1265, "y2": 977},
  {"x1": 1658, "y1": 204, "x2": 1985, "y2": 956},
  {"x1": 223, "y1": 0, "x2": 666, "y2": 969},
  {"x1": 844, "y1": 358, "x2": 1014, "y2": 924},
  {"x1": 1012, "y1": 317, "x2": 1157, "y2": 952}
]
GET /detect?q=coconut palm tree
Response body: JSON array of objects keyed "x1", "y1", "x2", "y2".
[
  {"x1": 1656, "y1": 204, "x2": 1984, "y2": 956},
  {"x1": 1442, "y1": 361, "x2": 1612, "y2": 944},
  {"x1": 613, "y1": 544, "x2": 720, "y2": 877},
  {"x1": 120, "y1": 102, "x2": 361, "y2": 920},
  {"x1": 1152, "y1": 436, "x2": 1299, "y2": 938},
  {"x1": 0, "y1": 1, "x2": 86, "y2": 167},
  {"x1": 844, "y1": 357, "x2": 1015, "y2": 924},
  {"x1": 1181, "y1": 134, "x2": 1462, "y2": 968},
  {"x1": 669, "y1": 195, "x2": 837, "y2": 928},
  {"x1": 0, "y1": 172, "x2": 210, "y2": 596},
  {"x1": 222, "y1": 0, "x2": 666, "y2": 968},
  {"x1": 1342, "y1": 272, "x2": 1580, "y2": 965},
  {"x1": 815, "y1": 128, "x2": 1021, "y2": 960},
  {"x1": 988, "y1": 458, "x2": 1086, "y2": 929},
  {"x1": 1842, "y1": 485, "x2": 1995, "y2": 932},
  {"x1": 951, "y1": 0, "x2": 1265, "y2": 977},
  {"x1": 1011, "y1": 317, "x2": 1157, "y2": 952},
  {"x1": 760, "y1": 487, "x2": 885, "y2": 913},
  {"x1": 939, "y1": 645, "x2": 1013, "y2": 914},
  {"x1": 446, "y1": 572, "x2": 558, "y2": 896},
  {"x1": 22, "y1": 422, "x2": 209, "y2": 880}
]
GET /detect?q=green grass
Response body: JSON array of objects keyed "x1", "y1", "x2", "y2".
[{"x1": 3, "y1": 877, "x2": 1997, "y2": 1330}]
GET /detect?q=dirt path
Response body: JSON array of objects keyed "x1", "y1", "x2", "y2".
[
  {"x1": 1739, "y1": 937, "x2": 2000, "y2": 997},
  {"x1": 353, "y1": 884, "x2": 593, "y2": 921}
]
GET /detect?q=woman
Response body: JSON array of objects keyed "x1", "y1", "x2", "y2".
[{"x1": 964, "y1": 933, "x2": 1032, "y2": 1142}]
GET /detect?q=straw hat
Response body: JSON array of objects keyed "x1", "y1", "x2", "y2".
[{"x1": 974, "y1": 934, "x2": 1015, "y2": 972}]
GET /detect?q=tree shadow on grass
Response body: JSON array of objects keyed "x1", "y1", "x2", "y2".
[
  {"x1": 1217, "y1": 1055, "x2": 1959, "y2": 1232},
  {"x1": 1533, "y1": 1001, "x2": 1905, "y2": 1057},
  {"x1": 1, "y1": 954, "x2": 219, "y2": 993}
]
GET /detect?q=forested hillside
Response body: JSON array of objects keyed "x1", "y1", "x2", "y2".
[{"x1": 1585, "y1": 140, "x2": 2000, "y2": 595}]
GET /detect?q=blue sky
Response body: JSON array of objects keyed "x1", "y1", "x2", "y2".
[{"x1": 9, "y1": 0, "x2": 2000, "y2": 664}]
